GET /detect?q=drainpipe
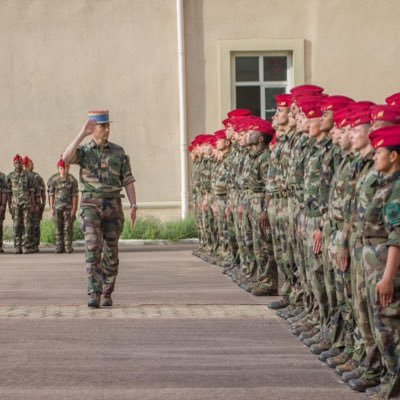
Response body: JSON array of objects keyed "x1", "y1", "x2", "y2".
[{"x1": 176, "y1": 0, "x2": 189, "y2": 219}]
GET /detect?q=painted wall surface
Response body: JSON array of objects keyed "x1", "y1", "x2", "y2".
[{"x1": 0, "y1": 0, "x2": 399, "y2": 219}]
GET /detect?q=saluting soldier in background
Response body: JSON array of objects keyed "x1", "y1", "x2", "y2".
[{"x1": 0, "y1": 170, "x2": 7, "y2": 253}]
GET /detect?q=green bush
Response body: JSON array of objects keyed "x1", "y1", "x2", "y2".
[{"x1": 3, "y1": 215, "x2": 198, "y2": 244}]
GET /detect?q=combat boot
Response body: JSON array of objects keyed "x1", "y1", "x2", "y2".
[
  {"x1": 252, "y1": 286, "x2": 278, "y2": 296},
  {"x1": 326, "y1": 351, "x2": 352, "y2": 368},
  {"x1": 303, "y1": 332, "x2": 322, "y2": 347},
  {"x1": 365, "y1": 385, "x2": 382, "y2": 397},
  {"x1": 267, "y1": 296, "x2": 289, "y2": 310},
  {"x1": 55, "y1": 247, "x2": 65, "y2": 253},
  {"x1": 291, "y1": 322, "x2": 315, "y2": 336},
  {"x1": 319, "y1": 347, "x2": 343, "y2": 362},
  {"x1": 276, "y1": 305, "x2": 295, "y2": 319},
  {"x1": 299, "y1": 326, "x2": 320, "y2": 340},
  {"x1": 335, "y1": 358, "x2": 359, "y2": 375},
  {"x1": 102, "y1": 295, "x2": 113, "y2": 307},
  {"x1": 348, "y1": 377, "x2": 380, "y2": 392},
  {"x1": 309, "y1": 339, "x2": 332, "y2": 355},
  {"x1": 0, "y1": 248, "x2": 4, "y2": 253},
  {"x1": 287, "y1": 310, "x2": 307, "y2": 325},
  {"x1": 87, "y1": 293, "x2": 101, "y2": 308},
  {"x1": 65, "y1": 248, "x2": 74, "y2": 253},
  {"x1": 341, "y1": 365, "x2": 365, "y2": 382}
]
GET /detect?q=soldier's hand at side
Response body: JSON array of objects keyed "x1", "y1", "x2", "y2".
[
  {"x1": 377, "y1": 278, "x2": 393, "y2": 307},
  {"x1": 80, "y1": 119, "x2": 97, "y2": 137},
  {"x1": 225, "y1": 205, "x2": 231, "y2": 219},
  {"x1": 202, "y1": 200, "x2": 208, "y2": 211},
  {"x1": 237, "y1": 205, "x2": 244, "y2": 220},
  {"x1": 259, "y1": 211, "x2": 270, "y2": 232},
  {"x1": 337, "y1": 249, "x2": 349, "y2": 272},
  {"x1": 130, "y1": 208, "x2": 137, "y2": 228},
  {"x1": 312, "y1": 229, "x2": 323, "y2": 254}
]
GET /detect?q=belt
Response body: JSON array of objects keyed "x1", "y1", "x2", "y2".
[
  {"x1": 81, "y1": 192, "x2": 124, "y2": 199},
  {"x1": 361, "y1": 237, "x2": 387, "y2": 246}
]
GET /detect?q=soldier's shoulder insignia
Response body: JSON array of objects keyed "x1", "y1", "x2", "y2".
[{"x1": 385, "y1": 203, "x2": 400, "y2": 227}]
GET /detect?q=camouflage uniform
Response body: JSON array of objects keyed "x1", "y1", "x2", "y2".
[
  {"x1": 345, "y1": 154, "x2": 383, "y2": 381},
  {"x1": 29, "y1": 171, "x2": 46, "y2": 252},
  {"x1": 48, "y1": 173, "x2": 79, "y2": 252},
  {"x1": 287, "y1": 134, "x2": 314, "y2": 314},
  {"x1": 245, "y1": 146, "x2": 278, "y2": 291},
  {"x1": 0, "y1": 172, "x2": 7, "y2": 251},
  {"x1": 6, "y1": 170, "x2": 35, "y2": 252},
  {"x1": 303, "y1": 136, "x2": 332, "y2": 332},
  {"x1": 70, "y1": 139, "x2": 135, "y2": 295},
  {"x1": 361, "y1": 169, "x2": 400, "y2": 397},
  {"x1": 325, "y1": 151, "x2": 355, "y2": 350},
  {"x1": 212, "y1": 151, "x2": 231, "y2": 264},
  {"x1": 191, "y1": 158, "x2": 204, "y2": 252},
  {"x1": 265, "y1": 135, "x2": 290, "y2": 296}
]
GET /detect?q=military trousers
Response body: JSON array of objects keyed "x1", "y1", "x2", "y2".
[
  {"x1": 350, "y1": 234, "x2": 382, "y2": 380},
  {"x1": 232, "y1": 191, "x2": 247, "y2": 270},
  {"x1": 12, "y1": 205, "x2": 31, "y2": 251},
  {"x1": 79, "y1": 197, "x2": 124, "y2": 295},
  {"x1": 55, "y1": 208, "x2": 74, "y2": 252},
  {"x1": 363, "y1": 242, "x2": 400, "y2": 395},
  {"x1": 214, "y1": 194, "x2": 231, "y2": 262},
  {"x1": 0, "y1": 215, "x2": 3, "y2": 249},
  {"x1": 200, "y1": 193, "x2": 217, "y2": 255},
  {"x1": 304, "y1": 214, "x2": 329, "y2": 330},
  {"x1": 268, "y1": 196, "x2": 290, "y2": 297},
  {"x1": 30, "y1": 209, "x2": 42, "y2": 251}
]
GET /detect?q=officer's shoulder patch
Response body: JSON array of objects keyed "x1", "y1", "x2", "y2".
[{"x1": 385, "y1": 203, "x2": 400, "y2": 227}]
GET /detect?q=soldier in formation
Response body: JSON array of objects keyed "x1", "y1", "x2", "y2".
[
  {"x1": 190, "y1": 88, "x2": 400, "y2": 399},
  {"x1": 48, "y1": 159, "x2": 79, "y2": 253}
]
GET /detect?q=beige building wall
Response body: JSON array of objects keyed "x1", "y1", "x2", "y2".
[{"x1": 1, "y1": 0, "x2": 399, "y2": 223}]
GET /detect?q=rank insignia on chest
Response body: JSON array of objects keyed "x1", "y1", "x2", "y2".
[{"x1": 385, "y1": 203, "x2": 400, "y2": 226}]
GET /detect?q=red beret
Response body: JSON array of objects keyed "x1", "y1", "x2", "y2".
[
  {"x1": 290, "y1": 84, "x2": 324, "y2": 98},
  {"x1": 245, "y1": 117, "x2": 275, "y2": 135},
  {"x1": 347, "y1": 101, "x2": 375, "y2": 113},
  {"x1": 300, "y1": 100, "x2": 323, "y2": 119},
  {"x1": 333, "y1": 109, "x2": 350, "y2": 128},
  {"x1": 227, "y1": 109, "x2": 252, "y2": 118},
  {"x1": 57, "y1": 159, "x2": 67, "y2": 167},
  {"x1": 370, "y1": 105, "x2": 400, "y2": 124},
  {"x1": 321, "y1": 95, "x2": 354, "y2": 112},
  {"x1": 23, "y1": 156, "x2": 32, "y2": 166},
  {"x1": 350, "y1": 109, "x2": 372, "y2": 128},
  {"x1": 385, "y1": 92, "x2": 400, "y2": 107},
  {"x1": 275, "y1": 94, "x2": 293, "y2": 108},
  {"x1": 13, "y1": 154, "x2": 23, "y2": 163},
  {"x1": 369, "y1": 126, "x2": 400, "y2": 149},
  {"x1": 214, "y1": 129, "x2": 227, "y2": 140},
  {"x1": 295, "y1": 94, "x2": 326, "y2": 108}
]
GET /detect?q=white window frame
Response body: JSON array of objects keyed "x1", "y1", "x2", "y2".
[
  {"x1": 218, "y1": 39, "x2": 305, "y2": 122},
  {"x1": 232, "y1": 52, "x2": 293, "y2": 119}
]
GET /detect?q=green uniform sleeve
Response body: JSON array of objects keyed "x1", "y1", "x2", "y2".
[
  {"x1": 384, "y1": 202, "x2": 400, "y2": 247},
  {"x1": 120, "y1": 154, "x2": 136, "y2": 187}
]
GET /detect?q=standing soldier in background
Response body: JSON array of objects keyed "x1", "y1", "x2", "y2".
[
  {"x1": 7, "y1": 154, "x2": 36, "y2": 254},
  {"x1": 23, "y1": 156, "x2": 46, "y2": 253},
  {"x1": 48, "y1": 159, "x2": 79, "y2": 253},
  {"x1": 0, "y1": 170, "x2": 7, "y2": 253},
  {"x1": 62, "y1": 111, "x2": 137, "y2": 308}
]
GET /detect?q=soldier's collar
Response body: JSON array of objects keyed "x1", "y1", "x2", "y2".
[{"x1": 88, "y1": 139, "x2": 110, "y2": 149}]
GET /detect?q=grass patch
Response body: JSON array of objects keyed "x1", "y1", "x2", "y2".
[{"x1": 3, "y1": 215, "x2": 198, "y2": 244}]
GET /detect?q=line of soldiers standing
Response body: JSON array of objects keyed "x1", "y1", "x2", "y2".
[
  {"x1": 190, "y1": 85, "x2": 400, "y2": 400},
  {"x1": 0, "y1": 155, "x2": 78, "y2": 254}
]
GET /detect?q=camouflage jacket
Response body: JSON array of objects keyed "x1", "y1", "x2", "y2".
[
  {"x1": 0, "y1": 172, "x2": 7, "y2": 195},
  {"x1": 48, "y1": 173, "x2": 79, "y2": 210},
  {"x1": 327, "y1": 152, "x2": 356, "y2": 223},
  {"x1": 279, "y1": 128, "x2": 297, "y2": 191},
  {"x1": 191, "y1": 158, "x2": 202, "y2": 196},
  {"x1": 212, "y1": 151, "x2": 230, "y2": 196},
  {"x1": 225, "y1": 144, "x2": 239, "y2": 192},
  {"x1": 198, "y1": 156, "x2": 214, "y2": 194},
  {"x1": 32, "y1": 171, "x2": 46, "y2": 196},
  {"x1": 247, "y1": 147, "x2": 270, "y2": 193},
  {"x1": 265, "y1": 135, "x2": 285, "y2": 198},
  {"x1": 286, "y1": 133, "x2": 312, "y2": 196},
  {"x1": 303, "y1": 135, "x2": 333, "y2": 218},
  {"x1": 71, "y1": 139, "x2": 135, "y2": 197},
  {"x1": 6, "y1": 170, "x2": 35, "y2": 207},
  {"x1": 231, "y1": 145, "x2": 248, "y2": 191},
  {"x1": 361, "y1": 169, "x2": 400, "y2": 246}
]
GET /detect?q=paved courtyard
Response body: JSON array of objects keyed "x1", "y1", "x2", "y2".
[{"x1": 0, "y1": 245, "x2": 364, "y2": 400}]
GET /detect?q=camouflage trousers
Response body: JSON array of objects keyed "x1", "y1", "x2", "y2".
[
  {"x1": 231, "y1": 190, "x2": 248, "y2": 269},
  {"x1": 238, "y1": 191, "x2": 253, "y2": 275},
  {"x1": 214, "y1": 194, "x2": 231, "y2": 262},
  {"x1": 29, "y1": 209, "x2": 42, "y2": 251},
  {"x1": 363, "y1": 242, "x2": 400, "y2": 395},
  {"x1": 321, "y1": 219, "x2": 338, "y2": 342},
  {"x1": 226, "y1": 192, "x2": 239, "y2": 266},
  {"x1": 200, "y1": 193, "x2": 218, "y2": 255},
  {"x1": 193, "y1": 192, "x2": 205, "y2": 250},
  {"x1": 294, "y1": 203, "x2": 314, "y2": 315},
  {"x1": 242, "y1": 192, "x2": 277, "y2": 290},
  {"x1": 55, "y1": 208, "x2": 74, "y2": 252},
  {"x1": 12, "y1": 206, "x2": 31, "y2": 251},
  {"x1": 0, "y1": 215, "x2": 3, "y2": 249},
  {"x1": 350, "y1": 234, "x2": 382, "y2": 380},
  {"x1": 79, "y1": 197, "x2": 124, "y2": 295},
  {"x1": 268, "y1": 196, "x2": 291, "y2": 297},
  {"x1": 304, "y1": 214, "x2": 329, "y2": 330},
  {"x1": 327, "y1": 225, "x2": 353, "y2": 351}
]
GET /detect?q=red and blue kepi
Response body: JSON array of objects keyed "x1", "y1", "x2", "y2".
[{"x1": 88, "y1": 110, "x2": 111, "y2": 124}]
